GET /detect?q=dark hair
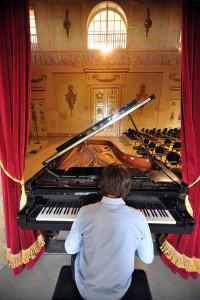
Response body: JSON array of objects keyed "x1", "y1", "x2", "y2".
[{"x1": 101, "y1": 163, "x2": 131, "y2": 198}]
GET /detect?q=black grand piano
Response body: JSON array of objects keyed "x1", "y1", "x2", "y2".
[{"x1": 18, "y1": 94, "x2": 195, "y2": 234}]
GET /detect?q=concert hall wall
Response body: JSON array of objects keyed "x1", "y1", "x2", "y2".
[{"x1": 29, "y1": 0, "x2": 181, "y2": 137}]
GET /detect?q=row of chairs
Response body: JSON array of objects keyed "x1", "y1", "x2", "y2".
[
  {"x1": 132, "y1": 138, "x2": 181, "y2": 170},
  {"x1": 141, "y1": 127, "x2": 181, "y2": 140},
  {"x1": 124, "y1": 128, "x2": 181, "y2": 146},
  {"x1": 133, "y1": 138, "x2": 181, "y2": 155}
]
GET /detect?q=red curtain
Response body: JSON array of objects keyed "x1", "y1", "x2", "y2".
[
  {"x1": 0, "y1": 0, "x2": 45, "y2": 275},
  {"x1": 160, "y1": 0, "x2": 200, "y2": 279}
]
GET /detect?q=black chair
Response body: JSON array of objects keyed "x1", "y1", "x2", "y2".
[
  {"x1": 133, "y1": 138, "x2": 149, "y2": 151},
  {"x1": 52, "y1": 265, "x2": 153, "y2": 300},
  {"x1": 172, "y1": 141, "x2": 181, "y2": 153},
  {"x1": 154, "y1": 145, "x2": 165, "y2": 160},
  {"x1": 162, "y1": 138, "x2": 171, "y2": 152},
  {"x1": 148, "y1": 141, "x2": 156, "y2": 153},
  {"x1": 161, "y1": 128, "x2": 168, "y2": 135},
  {"x1": 164, "y1": 151, "x2": 181, "y2": 168}
]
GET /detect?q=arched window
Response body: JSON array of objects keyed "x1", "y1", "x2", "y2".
[
  {"x1": 29, "y1": 8, "x2": 38, "y2": 50},
  {"x1": 88, "y1": 1, "x2": 127, "y2": 51}
]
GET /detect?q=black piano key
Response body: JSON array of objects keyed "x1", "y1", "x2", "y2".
[
  {"x1": 142, "y1": 203, "x2": 151, "y2": 217},
  {"x1": 49, "y1": 201, "x2": 56, "y2": 214},
  {"x1": 152, "y1": 203, "x2": 159, "y2": 216},
  {"x1": 74, "y1": 202, "x2": 81, "y2": 215},
  {"x1": 147, "y1": 203, "x2": 156, "y2": 217},
  {"x1": 139, "y1": 203, "x2": 148, "y2": 217},
  {"x1": 63, "y1": 202, "x2": 70, "y2": 215},
  {"x1": 71, "y1": 203, "x2": 77, "y2": 214},
  {"x1": 150, "y1": 203, "x2": 158, "y2": 217},
  {"x1": 58, "y1": 202, "x2": 65, "y2": 214},
  {"x1": 157, "y1": 204, "x2": 168, "y2": 217},
  {"x1": 46, "y1": 201, "x2": 54, "y2": 214},
  {"x1": 66, "y1": 202, "x2": 72, "y2": 214},
  {"x1": 41, "y1": 201, "x2": 50, "y2": 214},
  {"x1": 54, "y1": 202, "x2": 60, "y2": 214},
  {"x1": 155, "y1": 203, "x2": 165, "y2": 217},
  {"x1": 137, "y1": 203, "x2": 143, "y2": 213},
  {"x1": 76, "y1": 205, "x2": 81, "y2": 214}
]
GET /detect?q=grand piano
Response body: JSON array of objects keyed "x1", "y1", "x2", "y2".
[{"x1": 17, "y1": 94, "x2": 195, "y2": 234}]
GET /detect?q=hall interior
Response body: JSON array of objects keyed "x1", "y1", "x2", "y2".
[{"x1": 0, "y1": 1, "x2": 192, "y2": 298}]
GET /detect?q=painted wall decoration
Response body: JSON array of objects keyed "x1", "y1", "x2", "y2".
[
  {"x1": 63, "y1": 9, "x2": 71, "y2": 38},
  {"x1": 95, "y1": 90, "x2": 104, "y2": 106},
  {"x1": 65, "y1": 84, "x2": 77, "y2": 115},
  {"x1": 168, "y1": 100, "x2": 181, "y2": 128},
  {"x1": 30, "y1": 99, "x2": 47, "y2": 136},
  {"x1": 136, "y1": 84, "x2": 149, "y2": 116}
]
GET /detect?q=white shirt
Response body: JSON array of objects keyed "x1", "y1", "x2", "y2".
[{"x1": 65, "y1": 196, "x2": 154, "y2": 300}]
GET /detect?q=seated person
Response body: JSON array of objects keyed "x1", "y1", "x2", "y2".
[{"x1": 65, "y1": 163, "x2": 154, "y2": 300}]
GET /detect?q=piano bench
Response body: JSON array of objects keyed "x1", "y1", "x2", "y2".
[{"x1": 51, "y1": 265, "x2": 153, "y2": 300}]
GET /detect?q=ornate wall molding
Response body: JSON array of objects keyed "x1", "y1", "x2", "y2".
[
  {"x1": 31, "y1": 75, "x2": 47, "y2": 83},
  {"x1": 169, "y1": 72, "x2": 181, "y2": 82},
  {"x1": 92, "y1": 74, "x2": 120, "y2": 83},
  {"x1": 169, "y1": 72, "x2": 181, "y2": 91},
  {"x1": 87, "y1": 73, "x2": 124, "y2": 85},
  {"x1": 32, "y1": 51, "x2": 181, "y2": 68}
]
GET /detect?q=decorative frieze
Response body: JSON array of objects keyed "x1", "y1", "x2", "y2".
[{"x1": 31, "y1": 51, "x2": 181, "y2": 68}]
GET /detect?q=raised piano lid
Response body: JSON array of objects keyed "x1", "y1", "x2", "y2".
[{"x1": 43, "y1": 94, "x2": 156, "y2": 165}]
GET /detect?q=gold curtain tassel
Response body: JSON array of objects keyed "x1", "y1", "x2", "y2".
[{"x1": 0, "y1": 160, "x2": 27, "y2": 210}]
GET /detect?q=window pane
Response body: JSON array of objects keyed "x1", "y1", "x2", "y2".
[
  {"x1": 100, "y1": 11, "x2": 107, "y2": 21},
  {"x1": 114, "y1": 13, "x2": 120, "y2": 21},
  {"x1": 29, "y1": 9, "x2": 34, "y2": 17},
  {"x1": 94, "y1": 21, "x2": 100, "y2": 32},
  {"x1": 101, "y1": 21, "x2": 106, "y2": 32},
  {"x1": 108, "y1": 10, "x2": 114, "y2": 20},
  {"x1": 88, "y1": 22, "x2": 93, "y2": 32},
  {"x1": 30, "y1": 19, "x2": 36, "y2": 27},
  {"x1": 30, "y1": 28, "x2": 36, "y2": 34},
  {"x1": 108, "y1": 21, "x2": 114, "y2": 32},
  {"x1": 94, "y1": 13, "x2": 100, "y2": 21},
  {"x1": 121, "y1": 22, "x2": 126, "y2": 31},
  {"x1": 114, "y1": 21, "x2": 121, "y2": 31}
]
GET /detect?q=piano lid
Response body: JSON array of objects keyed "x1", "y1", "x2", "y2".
[{"x1": 43, "y1": 94, "x2": 156, "y2": 165}]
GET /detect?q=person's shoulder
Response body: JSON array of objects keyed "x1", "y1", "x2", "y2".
[
  {"x1": 81, "y1": 202, "x2": 101, "y2": 213},
  {"x1": 125, "y1": 205, "x2": 146, "y2": 221}
]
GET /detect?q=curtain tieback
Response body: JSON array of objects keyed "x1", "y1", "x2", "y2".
[
  {"x1": 188, "y1": 175, "x2": 200, "y2": 188},
  {"x1": 184, "y1": 175, "x2": 200, "y2": 217},
  {"x1": 0, "y1": 160, "x2": 27, "y2": 210}
]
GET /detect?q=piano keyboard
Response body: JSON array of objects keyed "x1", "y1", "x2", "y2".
[
  {"x1": 36, "y1": 200, "x2": 176, "y2": 225},
  {"x1": 134, "y1": 202, "x2": 176, "y2": 224},
  {"x1": 36, "y1": 201, "x2": 81, "y2": 222}
]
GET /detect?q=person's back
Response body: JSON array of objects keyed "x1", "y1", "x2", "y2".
[{"x1": 65, "y1": 163, "x2": 154, "y2": 300}]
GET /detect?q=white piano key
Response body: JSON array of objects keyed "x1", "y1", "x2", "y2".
[
  {"x1": 36, "y1": 204, "x2": 78, "y2": 222},
  {"x1": 141, "y1": 209, "x2": 176, "y2": 224}
]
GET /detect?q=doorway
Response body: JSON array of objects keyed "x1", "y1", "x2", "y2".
[{"x1": 93, "y1": 87, "x2": 119, "y2": 136}]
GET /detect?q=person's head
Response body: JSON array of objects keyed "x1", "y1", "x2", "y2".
[{"x1": 101, "y1": 163, "x2": 131, "y2": 198}]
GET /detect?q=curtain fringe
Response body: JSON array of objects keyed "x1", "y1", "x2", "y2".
[
  {"x1": 160, "y1": 239, "x2": 200, "y2": 273},
  {"x1": 6, "y1": 234, "x2": 45, "y2": 269}
]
